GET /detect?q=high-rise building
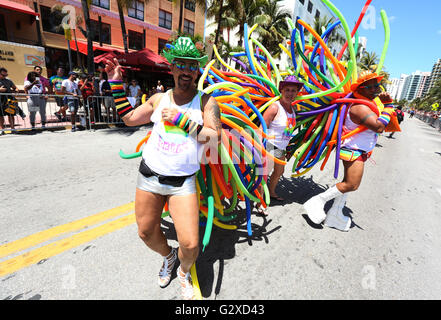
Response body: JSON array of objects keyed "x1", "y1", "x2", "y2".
[
  {"x1": 399, "y1": 71, "x2": 430, "y2": 101},
  {"x1": 386, "y1": 78, "x2": 400, "y2": 100},
  {"x1": 427, "y1": 59, "x2": 441, "y2": 92},
  {"x1": 416, "y1": 72, "x2": 431, "y2": 98}
]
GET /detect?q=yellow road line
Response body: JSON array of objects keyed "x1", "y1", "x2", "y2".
[
  {"x1": 0, "y1": 213, "x2": 136, "y2": 277},
  {"x1": 0, "y1": 202, "x2": 135, "y2": 259}
]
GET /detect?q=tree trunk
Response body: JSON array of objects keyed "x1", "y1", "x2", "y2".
[
  {"x1": 212, "y1": 0, "x2": 224, "y2": 59},
  {"x1": 117, "y1": 1, "x2": 129, "y2": 53},
  {"x1": 81, "y1": 0, "x2": 94, "y2": 74},
  {"x1": 178, "y1": 0, "x2": 185, "y2": 33}
]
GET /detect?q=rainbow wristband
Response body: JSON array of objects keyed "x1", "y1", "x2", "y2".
[{"x1": 109, "y1": 80, "x2": 133, "y2": 117}]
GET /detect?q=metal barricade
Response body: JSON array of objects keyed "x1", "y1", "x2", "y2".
[
  {"x1": 0, "y1": 93, "x2": 81, "y2": 134},
  {"x1": 85, "y1": 95, "x2": 125, "y2": 130},
  {"x1": 415, "y1": 113, "x2": 441, "y2": 132}
]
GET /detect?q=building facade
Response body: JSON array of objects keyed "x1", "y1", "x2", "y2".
[
  {"x1": 427, "y1": 59, "x2": 441, "y2": 92},
  {"x1": 399, "y1": 71, "x2": 431, "y2": 102},
  {"x1": 1, "y1": 0, "x2": 205, "y2": 85}
]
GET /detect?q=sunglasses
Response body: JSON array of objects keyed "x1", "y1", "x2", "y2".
[
  {"x1": 360, "y1": 83, "x2": 381, "y2": 90},
  {"x1": 173, "y1": 61, "x2": 199, "y2": 72}
]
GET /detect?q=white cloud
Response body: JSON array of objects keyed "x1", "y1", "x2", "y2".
[{"x1": 389, "y1": 16, "x2": 397, "y2": 22}]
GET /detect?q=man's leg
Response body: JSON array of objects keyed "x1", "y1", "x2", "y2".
[
  {"x1": 135, "y1": 188, "x2": 170, "y2": 256},
  {"x1": 269, "y1": 160, "x2": 286, "y2": 200},
  {"x1": 304, "y1": 159, "x2": 364, "y2": 225},
  {"x1": 167, "y1": 193, "x2": 199, "y2": 274},
  {"x1": 336, "y1": 159, "x2": 365, "y2": 194},
  {"x1": 323, "y1": 160, "x2": 364, "y2": 231},
  {"x1": 168, "y1": 192, "x2": 199, "y2": 299}
]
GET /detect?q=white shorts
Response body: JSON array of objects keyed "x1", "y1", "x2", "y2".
[{"x1": 136, "y1": 173, "x2": 196, "y2": 196}]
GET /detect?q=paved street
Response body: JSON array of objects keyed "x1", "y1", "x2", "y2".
[{"x1": 1, "y1": 116, "x2": 441, "y2": 300}]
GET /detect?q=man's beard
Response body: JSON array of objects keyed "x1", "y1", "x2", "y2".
[{"x1": 177, "y1": 75, "x2": 193, "y2": 91}]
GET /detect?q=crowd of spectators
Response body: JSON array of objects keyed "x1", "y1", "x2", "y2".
[{"x1": 0, "y1": 65, "x2": 167, "y2": 133}]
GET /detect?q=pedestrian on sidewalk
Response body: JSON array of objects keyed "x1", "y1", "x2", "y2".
[
  {"x1": 50, "y1": 67, "x2": 68, "y2": 121},
  {"x1": 104, "y1": 37, "x2": 221, "y2": 300},
  {"x1": 0, "y1": 67, "x2": 18, "y2": 133},
  {"x1": 303, "y1": 71, "x2": 398, "y2": 232},
  {"x1": 61, "y1": 72, "x2": 80, "y2": 132},
  {"x1": 389, "y1": 106, "x2": 404, "y2": 138},
  {"x1": 24, "y1": 71, "x2": 47, "y2": 129},
  {"x1": 100, "y1": 72, "x2": 116, "y2": 123},
  {"x1": 79, "y1": 74, "x2": 97, "y2": 126}
]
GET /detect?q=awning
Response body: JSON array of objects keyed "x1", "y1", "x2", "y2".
[
  {"x1": 116, "y1": 48, "x2": 170, "y2": 68},
  {"x1": 69, "y1": 40, "x2": 128, "y2": 55},
  {"x1": 0, "y1": 0, "x2": 39, "y2": 17}
]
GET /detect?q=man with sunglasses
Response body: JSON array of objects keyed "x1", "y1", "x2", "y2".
[
  {"x1": 104, "y1": 37, "x2": 221, "y2": 299},
  {"x1": 304, "y1": 71, "x2": 397, "y2": 232}
]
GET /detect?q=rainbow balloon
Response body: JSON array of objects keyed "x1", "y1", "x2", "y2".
[{"x1": 121, "y1": 0, "x2": 392, "y2": 248}]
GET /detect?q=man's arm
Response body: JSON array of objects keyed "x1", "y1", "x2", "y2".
[
  {"x1": 119, "y1": 93, "x2": 161, "y2": 126},
  {"x1": 198, "y1": 95, "x2": 222, "y2": 145}
]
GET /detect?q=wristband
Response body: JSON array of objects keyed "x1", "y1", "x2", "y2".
[{"x1": 109, "y1": 80, "x2": 134, "y2": 117}]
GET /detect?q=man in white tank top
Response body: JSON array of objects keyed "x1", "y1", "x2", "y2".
[
  {"x1": 104, "y1": 37, "x2": 222, "y2": 299},
  {"x1": 257, "y1": 76, "x2": 303, "y2": 215},
  {"x1": 304, "y1": 71, "x2": 397, "y2": 232}
]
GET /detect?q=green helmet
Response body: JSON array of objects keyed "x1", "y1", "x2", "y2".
[{"x1": 163, "y1": 37, "x2": 208, "y2": 67}]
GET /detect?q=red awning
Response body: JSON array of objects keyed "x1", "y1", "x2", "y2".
[
  {"x1": 116, "y1": 48, "x2": 170, "y2": 69},
  {"x1": 0, "y1": 0, "x2": 39, "y2": 16},
  {"x1": 69, "y1": 40, "x2": 127, "y2": 56},
  {"x1": 94, "y1": 52, "x2": 118, "y2": 64}
]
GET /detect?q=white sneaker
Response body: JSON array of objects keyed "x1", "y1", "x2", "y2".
[
  {"x1": 304, "y1": 186, "x2": 343, "y2": 225},
  {"x1": 324, "y1": 194, "x2": 351, "y2": 232}
]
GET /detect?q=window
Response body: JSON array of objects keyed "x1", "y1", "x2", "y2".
[
  {"x1": 158, "y1": 38, "x2": 168, "y2": 55},
  {"x1": 159, "y1": 10, "x2": 172, "y2": 30},
  {"x1": 183, "y1": 19, "x2": 194, "y2": 36},
  {"x1": 315, "y1": 9, "x2": 320, "y2": 19},
  {"x1": 90, "y1": 20, "x2": 111, "y2": 44},
  {"x1": 0, "y1": 14, "x2": 7, "y2": 41},
  {"x1": 40, "y1": 5, "x2": 68, "y2": 35},
  {"x1": 299, "y1": 0, "x2": 305, "y2": 4},
  {"x1": 185, "y1": 0, "x2": 195, "y2": 12},
  {"x1": 128, "y1": 30, "x2": 144, "y2": 50},
  {"x1": 92, "y1": 0, "x2": 110, "y2": 10},
  {"x1": 307, "y1": 1, "x2": 313, "y2": 13},
  {"x1": 128, "y1": 1, "x2": 144, "y2": 21}
]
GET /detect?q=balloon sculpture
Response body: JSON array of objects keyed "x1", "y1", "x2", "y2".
[{"x1": 120, "y1": 0, "x2": 392, "y2": 252}]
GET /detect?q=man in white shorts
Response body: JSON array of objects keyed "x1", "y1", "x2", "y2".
[{"x1": 105, "y1": 37, "x2": 221, "y2": 299}]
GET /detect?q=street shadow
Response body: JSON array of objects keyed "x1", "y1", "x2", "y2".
[
  {"x1": 102, "y1": 124, "x2": 153, "y2": 137},
  {"x1": 160, "y1": 204, "x2": 282, "y2": 298}
]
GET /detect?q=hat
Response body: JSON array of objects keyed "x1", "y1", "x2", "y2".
[
  {"x1": 279, "y1": 75, "x2": 304, "y2": 91},
  {"x1": 350, "y1": 71, "x2": 384, "y2": 92},
  {"x1": 68, "y1": 71, "x2": 77, "y2": 76},
  {"x1": 163, "y1": 37, "x2": 208, "y2": 67}
]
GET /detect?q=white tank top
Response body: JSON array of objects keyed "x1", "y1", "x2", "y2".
[
  {"x1": 142, "y1": 90, "x2": 204, "y2": 176},
  {"x1": 267, "y1": 102, "x2": 296, "y2": 150},
  {"x1": 341, "y1": 107, "x2": 378, "y2": 152}
]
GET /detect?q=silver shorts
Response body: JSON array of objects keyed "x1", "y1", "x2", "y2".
[{"x1": 136, "y1": 173, "x2": 196, "y2": 196}]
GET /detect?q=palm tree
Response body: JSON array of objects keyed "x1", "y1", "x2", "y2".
[
  {"x1": 257, "y1": 0, "x2": 291, "y2": 58},
  {"x1": 80, "y1": 0, "x2": 94, "y2": 74},
  {"x1": 358, "y1": 51, "x2": 379, "y2": 72}
]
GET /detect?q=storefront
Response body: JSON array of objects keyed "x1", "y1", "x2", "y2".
[{"x1": 0, "y1": 40, "x2": 47, "y2": 89}]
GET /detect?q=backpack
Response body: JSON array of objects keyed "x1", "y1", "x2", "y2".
[{"x1": 396, "y1": 110, "x2": 404, "y2": 122}]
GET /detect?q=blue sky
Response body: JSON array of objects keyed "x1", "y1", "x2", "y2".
[{"x1": 328, "y1": 0, "x2": 441, "y2": 79}]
